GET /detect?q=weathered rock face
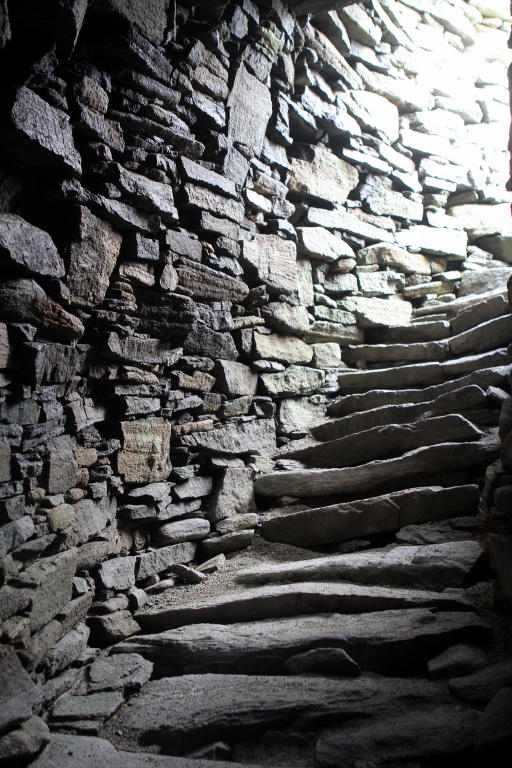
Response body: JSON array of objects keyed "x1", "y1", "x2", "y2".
[{"x1": 0, "y1": 0, "x2": 511, "y2": 760}]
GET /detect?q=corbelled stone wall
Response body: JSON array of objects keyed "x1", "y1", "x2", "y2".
[{"x1": 1, "y1": 0, "x2": 511, "y2": 758}]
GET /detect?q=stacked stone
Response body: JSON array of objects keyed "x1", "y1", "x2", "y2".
[{"x1": 0, "y1": 0, "x2": 511, "y2": 759}]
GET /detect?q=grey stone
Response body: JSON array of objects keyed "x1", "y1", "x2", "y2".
[
  {"x1": 88, "y1": 653, "x2": 153, "y2": 694},
  {"x1": 0, "y1": 645, "x2": 42, "y2": 732},
  {"x1": 227, "y1": 63, "x2": 272, "y2": 156},
  {"x1": 260, "y1": 303, "x2": 309, "y2": 335},
  {"x1": 317, "y1": 705, "x2": 480, "y2": 767},
  {"x1": 136, "y1": 542, "x2": 197, "y2": 581},
  {"x1": 97, "y1": 557, "x2": 137, "y2": 590},
  {"x1": 277, "y1": 397, "x2": 327, "y2": 434},
  {"x1": 253, "y1": 332, "x2": 313, "y2": 365},
  {"x1": 242, "y1": 235, "x2": 297, "y2": 295},
  {"x1": 14, "y1": 548, "x2": 77, "y2": 632},
  {"x1": 113, "y1": 608, "x2": 489, "y2": 677},
  {"x1": 9, "y1": 87, "x2": 81, "y2": 175},
  {"x1": 30, "y1": 733, "x2": 263, "y2": 768},
  {"x1": 285, "y1": 415, "x2": 481, "y2": 469},
  {"x1": 427, "y1": 644, "x2": 488, "y2": 678},
  {"x1": 200, "y1": 530, "x2": 254, "y2": 557},
  {"x1": 259, "y1": 485, "x2": 480, "y2": 546},
  {"x1": 176, "y1": 258, "x2": 248, "y2": 302},
  {"x1": 87, "y1": 612, "x2": 141, "y2": 647},
  {"x1": 0, "y1": 715, "x2": 49, "y2": 764},
  {"x1": 181, "y1": 419, "x2": 276, "y2": 457},
  {"x1": 474, "y1": 687, "x2": 512, "y2": 754},
  {"x1": 42, "y1": 623, "x2": 90, "y2": 677},
  {"x1": 153, "y1": 518, "x2": 210, "y2": 546},
  {"x1": 285, "y1": 647, "x2": 360, "y2": 676},
  {"x1": 290, "y1": 145, "x2": 358, "y2": 206},
  {"x1": 0, "y1": 214, "x2": 64, "y2": 278},
  {"x1": 297, "y1": 226, "x2": 355, "y2": 262},
  {"x1": 449, "y1": 314, "x2": 512, "y2": 357},
  {"x1": 304, "y1": 207, "x2": 394, "y2": 244},
  {"x1": 260, "y1": 365, "x2": 325, "y2": 397},
  {"x1": 184, "y1": 323, "x2": 238, "y2": 361},
  {"x1": 395, "y1": 225, "x2": 467, "y2": 259},
  {"x1": 46, "y1": 435, "x2": 79, "y2": 494},
  {"x1": 66, "y1": 207, "x2": 122, "y2": 308},
  {"x1": 136, "y1": 581, "x2": 471, "y2": 634},
  {"x1": 52, "y1": 691, "x2": 124, "y2": 722},
  {"x1": 174, "y1": 475, "x2": 212, "y2": 500},
  {"x1": 0, "y1": 278, "x2": 84, "y2": 342},
  {"x1": 236, "y1": 540, "x2": 483, "y2": 592},
  {"x1": 118, "y1": 420, "x2": 172, "y2": 484},
  {"x1": 216, "y1": 360, "x2": 258, "y2": 397},
  {"x1": 255, "y1": 440, "x2": 498, "y2": 499},
  {"x1": 449, "y1": 660, "x2": 512, "y2": 705},
  {"x1": 210, "y1": 467, "x2": 255, "y2": 523}
]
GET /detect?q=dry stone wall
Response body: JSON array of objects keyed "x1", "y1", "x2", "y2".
[{"x1": 0, "y1": 0, "x2": 511, "y2": 755}]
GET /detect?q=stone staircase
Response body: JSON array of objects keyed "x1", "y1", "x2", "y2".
[{"x1": 34, "y1": 288, "x2": 512, "y2": 768}]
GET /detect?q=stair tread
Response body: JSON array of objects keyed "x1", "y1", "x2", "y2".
[
  {"x1": 258, "y1": 485, "x2": 479, "y2": 547},
  {"x1": 235, "y1": 540, "x2": 483, "y2": 591},
  {"x1": 136, "y1": 580, "x2": 472, "y2": 632}
]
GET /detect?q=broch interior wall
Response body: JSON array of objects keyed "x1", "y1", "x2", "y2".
[{"x1": 0, "y1": 0, "x2": 512, "y2": 761}]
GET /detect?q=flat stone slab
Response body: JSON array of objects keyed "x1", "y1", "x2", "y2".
[
  {"x1": 316, "y1": 384, "x2": 488, "y2": 441},
  {"x1": 255, "y1": 440, "x2": 499, "y2": 499},
  {"x1": 316, "y1": 705, "x2": 480, "y2": 767},
  {"x1": 337, "y1": 361, "x2": 444, "y2": 391},
  {"x1": 113, "y1": 609, "x2": 490, "y2": 676},
  {"x1": 283, "y1": 415, "x2": 482, "y2": 468},
  {"x1": 259, "y1": 485, "x2": 479, "y2": 546},
  {"x1": 31, "y1": 734, "x2": 266, "y2": 768},
  {"x1": 327, "y1": 365, "x2": 511, "y2": 417},
  {"x1": 235, "y1": 540, "x2": 483, "y2": 592},
  {"x1": 448, "y1": 659, "x2": 512, "y2": 705},
  {"x1": 102, "y1": 673, "x2": 453, "y2": 754},
  {"x1": 136, "y1": 581, "x2": 471, "y2": 632}
]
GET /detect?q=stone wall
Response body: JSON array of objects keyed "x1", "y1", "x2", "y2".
[{"x1": 0, "y1": 0, "x2": 511, "y2": 752}]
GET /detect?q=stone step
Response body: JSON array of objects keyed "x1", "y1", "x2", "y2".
[
  {"x1": 441, "y1": 347, "x2": 511, "y2": 377},
  {"x1": 315, "y1": 385, "x2": 488, "y2": 442},
  {"x1": 100, "y1": 673, "x2": 456, "y2": 756},
  {"x1": 336, "y1": 348, "x2": 510, "y2": 391},
  {"x1": 259, "y1": 485, "x2": 479, "y2": 547},
  {"x1": 235, "y1": 540, "x2": 483, "y2": 591},
  {"x1": 327, "y1": 364, "x2": 511, "y2": 417},
  {"x1": 316, "y1": 705, "x2": 480, "y2": 768},
  {"x1": 413, "y1": 288, "x2": 506, "y2": 319},
  {"x1": 367, "y1": 320, "x2": 451, "y2": 343},
  {"x1": 284, "y1": 414, "x2": 481, "y2": 468},
  {"x1": 338, "y1": 361, "x2": 444, "y2": 391},
  {"x1": 255, "y1": 439, "x2": 499, "y2": 500},
  {"x1": 450, "y1": 294, "x2": 509, "y2": 335},
  {"x1": 136, "y1": 581, "x2": 472, "y2": 633},
  {"x1": 449, "y1": 314, "x2": 512, "y2": 357},
  {"x1": 113, "y1": 609, "x2": 490, "y2": 676},
  {"x1": 31, "y1": 733, "x2": 263, "y2": 768},
  {"x1": 343, "y1": 339, "x2": 449, "y2": 366}
]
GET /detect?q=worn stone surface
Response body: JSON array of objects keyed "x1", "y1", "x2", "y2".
[
  {"x1": 66, "y1": 207, "x2": 122, "y2": 308},
  {"x1": 255, "y1": 441, "x2": 498, "y2": 499},
  {"x1": 290, "y1": 145, "x2": 358, "y2": 205},
  {"x1": 181, "y1": 419, "x2": 276, "y2": 457},
  {"x1": 242, "y1": 235, "x2": 297, "y2": 294},
  {"x1": 237, "y1": 540, "x2": 483, "y2": 592},
  {"x1": 259, "y1": 485, "x2": 480, "y2": 546},
  {"x1": 118, "y1": 420, "x2": 172, "y2": 484},
  {"x1": 136, "y1": 581, "x2": 471, "y2": 633},
  {"x1": 9, "y1": 87, "x2": 81, "y2": 174},
  {"x1": 114, "y1": 608, "x2": 489, "y2": 677},
  {"x1": 0, "y1": 646, "x2": 42, "y2": 732},
  {"x1": 0, "y1": 214, "x2": 64, "y2": 278}
]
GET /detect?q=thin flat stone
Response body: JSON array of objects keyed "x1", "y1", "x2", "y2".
[
  {"x1": 136, "y1": 580, "x2": 471, "y2": 632},
  {"x1": 235, "y1": 540, "x2": 483, "y2": 592}
]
